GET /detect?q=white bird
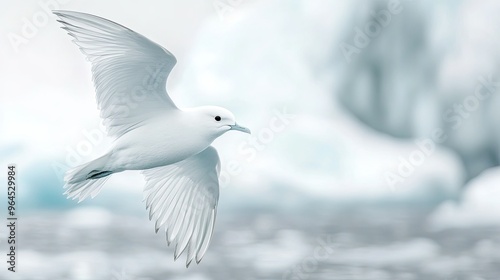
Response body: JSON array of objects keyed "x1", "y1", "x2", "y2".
[{"x1": 53, "y1": 10, "x2": 250, "y2": 267}]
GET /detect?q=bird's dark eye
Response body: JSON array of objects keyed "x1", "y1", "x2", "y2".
[{"x1": 215, "y1": 116, "x2": 221, "y2": 121}]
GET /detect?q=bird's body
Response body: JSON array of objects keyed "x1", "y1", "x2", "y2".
[
  {"x1": 110, "y1": 109, "x2": 216, "y2": 171},
  {"x1": 53, "y1": 10, "x2": 250, "y2": 267}
]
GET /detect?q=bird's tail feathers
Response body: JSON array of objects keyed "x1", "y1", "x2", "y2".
[{"x1": 63, "y1": 155, "x2": 112, "y2": 202}]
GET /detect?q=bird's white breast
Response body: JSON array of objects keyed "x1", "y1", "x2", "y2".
[{"x1": 109, "y1": 111, "x2": 212, "y2": 171}]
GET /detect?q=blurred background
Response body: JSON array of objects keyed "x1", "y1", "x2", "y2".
[{"x1": 1, "y1": 0, "x2": 500, "y2": 279}]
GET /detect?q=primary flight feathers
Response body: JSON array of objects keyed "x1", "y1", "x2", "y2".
[{"x1": 54, "y1": 10, "x2": 177, "y2": 137}]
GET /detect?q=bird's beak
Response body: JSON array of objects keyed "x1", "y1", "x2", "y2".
[{"x1": 229, "y1": 123, "x2": 251, "y2": 134}]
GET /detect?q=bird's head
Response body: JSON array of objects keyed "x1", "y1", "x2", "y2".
[{"x1": 189, "y1": 106, "x2": 251, "y2": 139}]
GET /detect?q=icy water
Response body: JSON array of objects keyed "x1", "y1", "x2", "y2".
[{"x1": 2, "y1": 206, "x2": 499, "y2": 280}]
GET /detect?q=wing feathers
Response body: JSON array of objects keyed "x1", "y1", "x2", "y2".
[
  {"x1": 142, "y1": 147, "x2": 220, "y2": 266},
  {"x1": 54, "y1": 10, "x2": 178, "y2": 138}
]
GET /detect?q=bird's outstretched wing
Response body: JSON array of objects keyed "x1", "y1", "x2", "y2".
[
  {"x1": 54, "y1": 10, "x2": 178, "y2": 137},
  {"x1": 142, "y1": 146, "x2": 221, "y2": 267}
]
